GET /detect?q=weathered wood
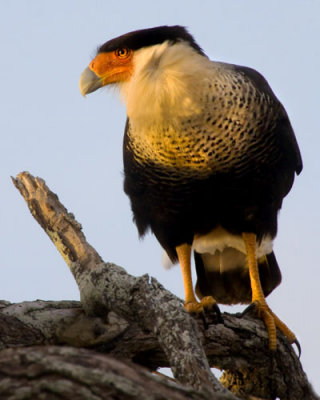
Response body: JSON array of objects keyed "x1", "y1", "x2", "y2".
[
  {"x1": 0, "y1": 346, "x2": 233, "y2": 400},
  {"x1": 0, "y1": 300, "x2": 317, "y2": 400},
  {"x1": 8, "y1": 171, "x2": 318, "y2": 400},
  {"x1": 12, "y1": 172, "x2": 233, "y2": 397}
]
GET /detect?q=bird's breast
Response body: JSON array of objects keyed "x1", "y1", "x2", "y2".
[
  {"x1": 125, "y1": 66, "x2": 283, "y2": 179},
  {"x1": 127, "y1": 107, "x2": 279, "y2": 178}
]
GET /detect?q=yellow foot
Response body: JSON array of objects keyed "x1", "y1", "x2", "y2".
[
  {"x1": 184, "y1": 300, "x2": 204, "y2": 313},
  {"x1": 184, "y1": 296, "x2": 216, "y2": 313},
  {"x1": 252, "y1": 301, "x2": 297, "y2": 351},
  {"x1": 201, "y1": 296, "x2": 216, "y2": 310}
]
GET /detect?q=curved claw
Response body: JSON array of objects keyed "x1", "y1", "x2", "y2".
[
  {"x1": 240, "y1": 302, "x2": 257, "y2": 317},
  {"x1": 212, "y1": 303, "x2": 223, "y2": 323},
  {"x1": 185, "y1": 296, "x2": 223, "y2": 329},
  {"x1": 200, "y1": 297, "x2": 223, "y2": 326},
  {"x1": 201, "y1": 296, "x2": 223, "y2": 321},
  {"x1": 205, "y1": 302, "x2": 223, "y2": 323}
]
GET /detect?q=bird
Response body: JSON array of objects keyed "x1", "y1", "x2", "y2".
[{"x1": 79, "y1": 25, "x2": 302, "y2": 350}]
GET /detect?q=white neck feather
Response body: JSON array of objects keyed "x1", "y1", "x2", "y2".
[{"x1": 119, "y1": 41, "x2": 212, "y2": 126}]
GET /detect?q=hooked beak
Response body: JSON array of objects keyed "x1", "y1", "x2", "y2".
[{"x1": 79, "y1": 67, "x2": 103, "y2": 97}]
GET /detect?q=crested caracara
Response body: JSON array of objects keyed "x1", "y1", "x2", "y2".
[{"x1": 80, "y1": 25, "x2": 302, "y2": 350}]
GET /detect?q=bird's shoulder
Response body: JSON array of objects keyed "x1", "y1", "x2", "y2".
[
  {"x1": 233, "y1": 64, "x2": 276, "y2": 96},
  {"x1": 214, "y1": 61, "x2": 302, "y2": 175},
  {"x1": 212, "y1": 61, "x2": 277, "y2": 99}
]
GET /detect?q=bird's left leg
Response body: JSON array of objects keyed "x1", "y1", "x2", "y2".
[
  {"x1": 176, "y1": 243, "x2": 216, "y2": 313},
  {"x1": 242, "y1": 232, "x2": 297, "y2": 350}
]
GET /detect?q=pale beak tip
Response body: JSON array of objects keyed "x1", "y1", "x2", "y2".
[
  {"x1": 79, "y1": 66, "x2": 103, "y2": 96},
  {"x1": 79, "y1": 88, "x2": 87, "y2": 98}
]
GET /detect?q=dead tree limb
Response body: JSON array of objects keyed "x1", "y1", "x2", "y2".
[
  {"x1": 6, "y1": 171, "x2": 317, "y2": 400},
  {"x1": 0, "y1": 346, "x2": 232, "y2": 400}
]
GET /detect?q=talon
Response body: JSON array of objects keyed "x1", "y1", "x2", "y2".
[
  {"x1": 241, "y1": 302, "x2": 257, "y2": 316},
  {"x1": 184, "y1": 300, "x2": 203, "y2": 313},
  {"x1": 248, "y1": 300, "x2": 298, "y2": 351},
  {"x1": 200, "y1": 295, "x2": 216, "y2": 309},
  {"x1": 250, "y1": 300, "x2": 264, "y2": 317},
  {"x1": 214, "y1": 305, "x2": 223, "y2": 323},
  {"x1": 200, "y1": 295, "x2": 223, "y2": 322}
]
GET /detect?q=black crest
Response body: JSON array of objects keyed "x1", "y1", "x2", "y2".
[{"x1": 98, "y1": 25, "x2": 204, "y2": 55}]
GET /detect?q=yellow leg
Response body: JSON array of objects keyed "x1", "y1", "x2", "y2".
[
  {"x1": 176, "y1": 243, "x2": 216, "y2": 313},
  {"x1": 242, "y1": 232, "x2": 297, "y2": 350}
]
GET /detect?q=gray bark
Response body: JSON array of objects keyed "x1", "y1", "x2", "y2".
[
  {"x1": 2, "y1": 171, "x2": 316, "y2": 400},
  {"x1": 0, "y1": 346, "x2": 230, "y2": 400}
]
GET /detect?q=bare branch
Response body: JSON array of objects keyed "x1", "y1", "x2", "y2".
[
  {"x1": 1, "y1": 299, "x2": 318, "y2": 400},
  {"x1": 0, "y1": 346, "x2": 232, "y2": 400},
  {"x1": 10, "y1": 172, "x2": 318, "y2": 400},
  {"x1": 12, "y1": 172, "x2": 233, "y2": 397}
]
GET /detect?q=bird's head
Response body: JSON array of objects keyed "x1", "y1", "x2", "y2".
[
  {"x1": 79, "y1": 25, "x2": 204, "y2": 95},
  {"x1": 80, "y1": 26, "x2": 211, "y2": 122},
  {"x1": 79, "y1": 44, "x2": 134, "y2": 96}
]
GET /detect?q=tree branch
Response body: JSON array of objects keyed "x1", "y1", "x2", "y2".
[
  {"x1": 0, "y1": 346, "x2": 232, "y2": 400},
  {"x1": 9, "y1": 171, "x2": 318, "y2": 400}
]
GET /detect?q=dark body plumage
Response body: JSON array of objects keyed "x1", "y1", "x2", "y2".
[{"x1": 120, "y1": 27, "x2": 302, "y2": 304}]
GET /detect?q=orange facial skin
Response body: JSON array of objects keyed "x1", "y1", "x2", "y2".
[{"x1": 89, "y1": 48, "x2": 134, "y2": 85}]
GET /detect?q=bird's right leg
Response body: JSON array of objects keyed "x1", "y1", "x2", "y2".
[
  {"x1": 176, "y1": 243, "x2": 216, "y2": 313},
  {"x1": 242, "y1": 232, "x2": 297, "y2": 350}
]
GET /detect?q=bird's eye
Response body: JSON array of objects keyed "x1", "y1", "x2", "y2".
[{"x1": 115, "y1": 48, "x2": 130, "y2": 59}]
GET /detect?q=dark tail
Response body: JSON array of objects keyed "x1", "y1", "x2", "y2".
[{"x1": 194, "y1": 249, "x2": 282, "y2": 305}]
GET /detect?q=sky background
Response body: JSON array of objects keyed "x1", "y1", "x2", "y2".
[{"x1": 1, "y1": 0, "x2": 319, "y2": 392}]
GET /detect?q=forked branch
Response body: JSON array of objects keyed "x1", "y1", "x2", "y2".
[{"x1": 9, "y1": 171, "x2": 317, "y2": 400}]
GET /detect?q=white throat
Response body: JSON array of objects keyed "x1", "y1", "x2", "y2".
[{"x1": 119, "y1": 41, "x2": 212, "y2": 125}]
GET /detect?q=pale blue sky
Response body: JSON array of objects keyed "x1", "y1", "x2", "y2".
[{"x1": 1, "y1": 0, "x2": 319, "y2": 391}]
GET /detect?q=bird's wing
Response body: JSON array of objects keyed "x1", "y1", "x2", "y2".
[{"x1": 232, "y1": 64, "x2": 303, "y2": 175}]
